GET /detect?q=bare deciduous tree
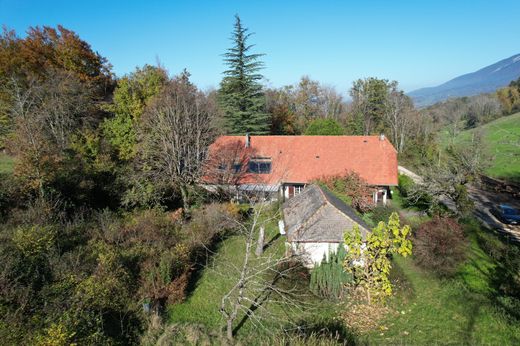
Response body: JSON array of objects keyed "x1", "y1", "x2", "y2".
[
  {"x1": 214, "y1": 195, "x2": 308, "y2": 341},
  {"x1": 7, "y1": 70, "x2": 91, "y2": 195},
  {"x1": 139, "y1": 71, "x2": 216, "y2": 210},
  {"x1": 384, "y1": 88, "x2": 416, "y2": 153},
  {"x1": 409, "y1": 131, "x2": 491, "y2": 215}
]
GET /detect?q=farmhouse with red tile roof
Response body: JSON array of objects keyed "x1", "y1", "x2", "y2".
[{"x1": 204, "y1": 134, "x2": 398, "y2": 203}]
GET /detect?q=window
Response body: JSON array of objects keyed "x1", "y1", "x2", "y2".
[
  {"x1": 248, "y1": 158, "x2": 272, "y2": 174},
  {"x1": 232, "y1": 163, "x2": 242, "y2": 173},
  {"x1": 294, "y1": 185, "x2": 304, "y2": 194}
]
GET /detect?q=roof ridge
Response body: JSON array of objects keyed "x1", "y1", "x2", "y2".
[
  {"x1": 317, "y1": 185, "x2": 371, "y2": 232},
  {"x1": 219, "y1": 135, "x2": 386, "y2": 138}
]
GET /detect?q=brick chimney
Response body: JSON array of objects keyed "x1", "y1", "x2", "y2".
[{"x1": 245, "y1": 133, "x2": 251, "y2": 148}]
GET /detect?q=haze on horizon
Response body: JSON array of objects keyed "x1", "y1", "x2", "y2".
[{"x1": 1, "y1": 0, "x2": 518, "y2": 93}]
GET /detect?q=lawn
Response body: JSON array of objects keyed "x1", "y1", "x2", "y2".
[
  {"x1": 0, "y1": 153, "x2": 13, "y2": 174},
  {"x1": 167, "y1": 205, "x2": 342, "y2": 344},
  {"x1": 166, "y1": 201, "x2": 520, "y2": 345},
  {"x1": 365, "y1": 219, "x2": 520, "y2": 345},
  {"x1": 441, "y1": 112, "x2": 520, "y2": 182}
]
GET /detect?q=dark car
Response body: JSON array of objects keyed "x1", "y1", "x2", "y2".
[{"x1": 491, "y1": 204, "x2": 520, "y2": 225}]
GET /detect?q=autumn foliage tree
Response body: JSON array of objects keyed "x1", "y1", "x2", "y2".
[
  {"x1": 0, "y1": 25, "x2": 113, "y2": 149},
  {"x1": 413, "y1": 217, "x2": 467, "y2": 277},
  {"x1": 103, "y1": 65, "x2": 168, "y2": 160},
  {"x1": 17, "y1": 25, "x2": 113, "y2": 94},
  {"x1": 7, "y1": 70, "x2": 93, "y2": 196},
  {"x1": 343, "y1": 213, "x2": 412, "y2": 304},
  {"x1": 317, "y1": 171, "x2": 374, "y2": 213}
]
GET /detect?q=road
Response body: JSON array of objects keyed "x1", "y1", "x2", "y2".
[
  {"x1": 398, "y1": 166, "x2": 520, "y2": 242},
  {"x1": 467, "y1": 184, "x2": 520, "y2": 242}
]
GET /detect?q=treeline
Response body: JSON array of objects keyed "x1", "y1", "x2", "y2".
[{"x1": 422, "y1": 76, "x2": 520, "y2": 138}]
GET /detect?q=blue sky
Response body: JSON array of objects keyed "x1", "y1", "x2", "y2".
[{"x1": 1, "y1": 0, "x2": 519, "y2": 93}]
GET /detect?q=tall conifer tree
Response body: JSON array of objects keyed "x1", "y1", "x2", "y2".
[{"x1": 219, "y1": 15, "x2": 270, "y2": 134}]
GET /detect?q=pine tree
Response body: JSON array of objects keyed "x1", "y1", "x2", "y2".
[{"x1": 219, "y1": 15, "x2": 270, "y2": 134}]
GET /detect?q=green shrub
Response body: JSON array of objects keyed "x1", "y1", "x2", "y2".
[
  {"x1": 369, "y1": 205, "x2": 398, "y2": 224},
  {"x1": 398, "y1": 174, "x2": 414, "y2": 198},
  {"x1": 398, "y1": 174, "x2": 431, "y2": 210},
  {"x1": 310, "y1": 246, "x2": 351, "y2": 299}
]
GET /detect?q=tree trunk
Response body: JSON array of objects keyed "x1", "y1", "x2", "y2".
[
  {"x1": 255, "y1": 226, "x2": 265, "y2": 256},
  {"x1": 179, "y1": 184, "x2": 189, "y2": 211},
  {"x1": 226, "y1": 318, "x2": 233, "y2": 340}
]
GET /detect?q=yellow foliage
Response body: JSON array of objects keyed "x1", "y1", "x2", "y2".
[
  {"x1": 343, "y1": 212, "x2": 412, "y2": 304},
  {"x1": 12, "y1": 225, "x2": 56, "y2": 258},
  {"x1": 34, "y1": 323, "x2": 76, "y2": 346}
]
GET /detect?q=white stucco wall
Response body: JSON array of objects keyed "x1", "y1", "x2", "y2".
[{"x1": 289, "y1": 242, "x2": 340, "y2": 268}]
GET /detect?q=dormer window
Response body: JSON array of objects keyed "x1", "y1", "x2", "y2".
[
  {"x1": 248, "y1": 157, "x2": 272, "y2": 174},
  {"x1": 232, "y1": 163, "x2": 242, "y2": 173}
]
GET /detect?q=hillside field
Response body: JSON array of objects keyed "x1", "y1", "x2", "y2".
[{"x1": 442, "y1": 112, "x2": 520, "y2": 182}]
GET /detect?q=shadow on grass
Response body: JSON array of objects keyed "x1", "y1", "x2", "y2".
[
  {"x1": 232, "y1": 281, "x2": 277, "y2": 336},
  {"x1": 233, "y1": 261, "x2": 311, "y2": 337},
  {"x1": 263, "y1": 232, "x2": 281, "y2": 252},
  {"x1": 284, "y1": 319, "x2": 362, "y2": 345},
  {"x1": 184, "y1": 232, "x2": 234, "y2": 299},
  {"x1": 453, "y1": 222, "x2": 520, "y2": 343}
]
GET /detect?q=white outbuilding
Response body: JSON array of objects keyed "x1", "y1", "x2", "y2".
[{"x1": 282, "y1": 184, "x2": 371, "y2": 267}]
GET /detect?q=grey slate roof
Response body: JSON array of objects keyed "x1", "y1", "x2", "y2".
[{"x1": 283, "y1": 184, "x2": 371, "y2": 243}]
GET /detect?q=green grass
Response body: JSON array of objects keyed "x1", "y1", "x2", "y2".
[
  {"x1": 441, "y1": 112, "x2": 520, "y2": 182},
  {"x1": 365, "y1": 220, "x2": 520, "y2": 345},
  {"x1": 167, "y1": 206, "x2": 341, "y2": 343},
  {"x1": 167, "y1": 201, "x2": 520, "y2": 344},
  {"x1": 0, "y1": 153, "x2": 13, "y2": 174}
]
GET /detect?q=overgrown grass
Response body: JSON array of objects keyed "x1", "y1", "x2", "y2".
[
  {"x1": 441, "y1": 112, "x2": 520, "y2": 182},
  {"x1": 365, "y1": 219, "x2": 520, "y2": 345},
  {"x1": 167, "y1": 205, "x2": 344, "y2": 343},
  {"x1": 0, "y1": 153, "x2": 13, "y2": 174}
]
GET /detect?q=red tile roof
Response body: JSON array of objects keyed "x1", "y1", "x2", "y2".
[{"x1": 206, "y1": 135, "x2": 398, "y2": 186}]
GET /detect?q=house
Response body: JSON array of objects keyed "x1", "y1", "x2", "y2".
[
  {"x1": 282, "y1": 184, "x2": 371, "y2": 267},
  {"x1": 204, "y1": 134, "x2": 398, "y2": 204}
]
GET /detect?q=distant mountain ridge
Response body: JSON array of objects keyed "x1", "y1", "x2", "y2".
[{"x1": 408, "y1": 54, "x2": 520, "y2": 107}]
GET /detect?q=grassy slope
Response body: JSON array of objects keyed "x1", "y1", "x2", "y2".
[
  {"x1": 0, "y1": 153, "x2": 13, "y2": 174},
  {"x1": 442, "y1": 112, "x2": 520, "y2": 182},
  {"x1": 167, "y1": 207, "x2": 339, "y2": 342},
  {"x1": 366, "y1": 221, "x2": 520, "y2": 345},
  {"x1": 167, "y1": 201, "x2": 520, "y2": 344}
]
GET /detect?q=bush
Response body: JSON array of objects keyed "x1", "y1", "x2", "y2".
[
  {"x1": 398, "y1": 174, "x2": 431, "y2": 210},
  {"x1": 413, "y1": 217, "x2": 468, "y2": 277},
  {"x1": 317, "y1": 171, "x2": 374, "y2": 213},
  {"x1": 310, "y1": 246, "x2": 351, "y2": 299},
  {"x1": 368, "y1": 205, "x2": 398, "y2": 225},
  {"x1": 184, "y1": 203, "x2": 240, "y2": 247},
  {"x1": 397, "y1": 174, "x2": 414, "y2": 198}
]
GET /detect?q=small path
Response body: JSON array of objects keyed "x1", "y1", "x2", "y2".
[{"x1": 398, "y1": 166, "x2": 423, "y2": 184}]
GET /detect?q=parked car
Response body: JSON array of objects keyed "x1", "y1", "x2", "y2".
[{"x1": 491, "y1": 204, "x2": 520, "y2": 225}]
